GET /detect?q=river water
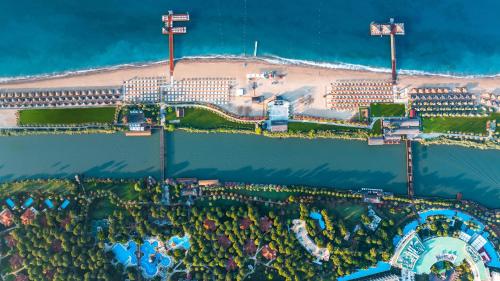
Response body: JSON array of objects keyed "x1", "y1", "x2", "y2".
[{"x1": 0, "y1": 131, "x2": 498, "y2": 208}]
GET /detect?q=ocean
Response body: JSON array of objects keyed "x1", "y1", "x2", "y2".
[{"x1": 1, "y1": 0, "x2": 500, "y2": 78}]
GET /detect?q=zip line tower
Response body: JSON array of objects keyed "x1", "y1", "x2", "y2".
[
  {"x1": 370, "y1": 18, "x2": 405, "y2": 84},
  {"x1": 162, "y1": 11, "x2": 190, "y2": 83}
]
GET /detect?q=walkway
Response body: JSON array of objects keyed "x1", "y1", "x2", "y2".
[
  {"x1": 159, "y1": 126, "x2": 165, "y2": 183},
  {"x1": 165, "y1": 102, "x2": 265, "y2": 123},
  {"x1": 406, "y1": 140, "x2": 414, "y2": 198}
]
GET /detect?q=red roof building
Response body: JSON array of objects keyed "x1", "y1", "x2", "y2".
[
  {"x1": 20, "y1": 207, "x2": 38, "y2": 225},
  {"x1": 261, "y1": 245, "x2": 277, "y2": 260},
  {"x1": 239, "y1": 218, "x2": 252, "y2": 230},
  {"x1": 203, "y1": 218, "x2": 216, "y2": 231},
  {"x1": 217, "y1": 235, "x2": 232, "y2": 249},
  {"x1": 244, "y1": 239, "x2": 257, "y2": 255},
  {"x1": 5, "y1": 234, "x2": 16, "y2": 248},
  {"x1": 0, "y1": 209, "x2": 14, "y2": 227},
  {"x1": 259, "y1": 216, "x2": 273, "y2": 233},
  {"x1": 226, "y1": 257, "x2": 237, "y2": 271},
  {"x1": 9, "y1": 254, "x2": 23, "y2": 270},
  {"x1": 14, "y1": 274, "x2": 28, "y2": 281}
]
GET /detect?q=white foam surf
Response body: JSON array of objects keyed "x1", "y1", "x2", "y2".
[{"x1": 1, "y1": 54, "x2": 499, "y2": 83}]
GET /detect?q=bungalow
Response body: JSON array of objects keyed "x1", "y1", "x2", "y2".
[
  {"x1": 244, "y1": 239, "x2": 257, "y2": 255},
  {"x1": 203, "y1": 219, "x2": 216, "y2": 232},
  {"x1": 261, "y1": 245, "x2": 277, "y2": 260},
  {"x1": 259, "y1": 217, "x2": 273, "y2": 232},
  {"x1": 240, "y1": 218, "x2": 252, "y2": 230},
  {"x1": 0, "y1": 208, "x2": 14, "y2": 227},
  {"x1": 21, "y1": 207, "x2": 38, "y2": 225}
]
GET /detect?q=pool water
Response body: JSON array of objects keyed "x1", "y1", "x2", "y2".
[
  {"x1": 111, "y1": 234, "x2": 190, "y2": 278},
  {"x1": 168, "y1": 234, "x2": 191, "y2": 250},
  {"x1": 140, "y1": 240, "x2": 171, "y2": 278},
  {"x1": 309, "y1": 212, "x2": 326, "y2": 230},
  {"x1": 111, "y1": 241, "x2": 138, "y2": 266}
]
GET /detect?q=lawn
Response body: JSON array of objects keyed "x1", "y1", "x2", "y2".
[
  {"x1": 371, "y1": 119, "x2": 382, "y2": 135},
  {"x1": 422, "y1": 114, "x2": 500, "y2": 135},
  {"x1": 370, "y1": 103, "x2": 406, "y2": 117},
  {"x1": 327, "y1": 203, "x2": 366, "y2": 227},
  {"x1": 0, "y1": 180, "x2": 75, "y2": 195},
  {"x1": 288, "y1": 122, "x2": 367, "y2": 133},
  {"x1": 18, "y1": 107, "x2": 116, "y2": 125},
  {"x1": 175, "y1": 108, "x2": 255, "y2": 130},
  {"x1": 85, "y1": 181, "x2": 140, "y2": 201},
  {"x1": 88, "y1": 198, "x2": 118, "y2": 220}
]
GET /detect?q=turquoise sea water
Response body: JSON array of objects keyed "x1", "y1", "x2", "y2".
[{"x1": 1, "y1": 0, "x2": 500, "y2": 78}]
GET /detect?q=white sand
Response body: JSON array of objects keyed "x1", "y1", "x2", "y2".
[
  {"x1": 1, "y1": 58, "x2": 499, "y2": 118},
  {"x1": 0, "y1": 109, "x2": 18, "y2": 127}
]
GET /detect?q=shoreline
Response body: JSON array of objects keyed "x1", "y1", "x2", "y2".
[
  {"x1": 2, "y1": 56, "x2": 500, "y2": 88},
  {"x1": 2, "y1": 55, "x2": 500, "y2": 86},
  {"x1": 1, "y1": 177, "x2": 498, "y2": 211},
  {"x1": 1, "y1": 125, "x2": 499, "y2": 152}
]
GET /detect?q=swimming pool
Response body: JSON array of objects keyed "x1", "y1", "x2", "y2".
[
  {"x1": 168, "y1": 234, "x2": 191, "y2": 250},
  {"x1": 140, "y1": 240, "x2": 171, "y2": 278},
  {"x1": 111, "y1": 241, "x2": 138, "y2": 267},
  {"x1": 309, "y1": 212, "x2": 326, "y2": 230}
]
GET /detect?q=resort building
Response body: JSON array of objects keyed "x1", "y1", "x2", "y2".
[
  {"x1": 391, "y1": 209, "x2": 500, "y2": 281},
  {"x1": 480, "y1": 93, "x2": 500, "y2": 110},
  {"x1": 326, "y1": 80, "x2": 394, "y2": 111},
  {"x1": 366, "y1": 207, "x2": 382, "y2": 231},
  {"x1": 291, "y1": 219, "x2": 330, "y2": 263},
  {"x1": 20, "y1": 207, "x2": 38, "y2": 225},
  {"x1": 382, "y1": 118, "x2": 421, "y2": 140},
  {"x1": 471, "y1": 235, "x2": 488, "y2": 252},
  {"x1": 0, "y1": 208, "x2": 14, "y2": 227},
  {"x1": 198, "y1": 179, "x2": 220, "y2": 187},
  {"x1": 409, "y1": 87, "x2": 478, "y2": 117},
  {"x1": 123, "y1": 76, "x2": 167, "y2": 103},
  {"x1": 127, "y1": 110, "x2": 146, "y2": 131},
  {"x1": 261, "y1": 245, "x2": 277, "y2": 260},
  {"x1": 163, "y1": 77, "x2": 234, "y2": 105},
  {"x1": 0, "y1": 86, "x2": 122, "y2": 108},
  {"x1": 266, "y1": 97, "x2": 290, "y2": 132}
]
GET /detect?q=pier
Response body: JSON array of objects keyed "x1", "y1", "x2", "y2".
[
  {"x1": 159, "y1": 126, "x2": 165, "y2": 183},
  {"x1": 162, "y1": 11, "x2": 190, "y2": 82},
  {"x1": 406, "y1": 139, "x2": 414, "y2": 198},
  {"x1": 370, "y1": 18, "x2": 405, "y2": 84}
]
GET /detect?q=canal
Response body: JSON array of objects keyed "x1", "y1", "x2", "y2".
[{"x1": 0, "y1": 131, "x2": 498, "y2": 208}]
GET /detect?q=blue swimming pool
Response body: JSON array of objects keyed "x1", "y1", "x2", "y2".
[
  {"x1": 23, "y1": 198, "x2": 33, "y2": 208},
  {"x1": 309, "y1": 212, "x2": 326, "y2": 230},
  {"x1": 337, "y1": 261, "x2": 391, "y2": 281},
  {"x1": 140, "y1": 240, "x2": 172, "y2": 278},
  {"x1": 44, "y1": 199, "x2": 54, "y2": 209},
  {"x1": 168, "y1": 234, "x2": 191, "y2": 250},
  {"x1": 112, "y1": 241, "x2": 138, "y2": 267}
]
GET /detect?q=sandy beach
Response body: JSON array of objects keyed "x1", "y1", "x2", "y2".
[{"x1": 1, "y1": 58, "x2": 499, "y2": 119}]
